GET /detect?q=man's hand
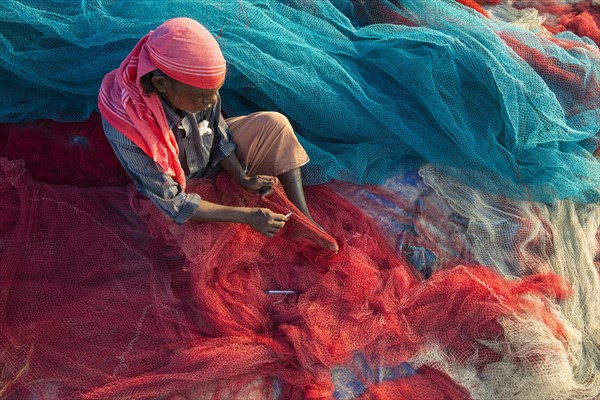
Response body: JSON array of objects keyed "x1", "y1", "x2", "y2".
[
  {"x1": 220, "y1": 153, "x2": 276, "y2": 196},
  {"x1": 239, "y1": 175, "x2": 277, "y2": 196},
  {"x1": 245, "y1": 208, "x2": 288, "y2": 237}
]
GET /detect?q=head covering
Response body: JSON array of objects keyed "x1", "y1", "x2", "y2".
[{"x1": 98, "y1": 18, "x2": 226, "y2": 189}]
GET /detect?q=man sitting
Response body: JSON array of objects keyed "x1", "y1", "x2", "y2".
[{"x1": 99, "y1": 17, "x2": 319, "y2": 238}]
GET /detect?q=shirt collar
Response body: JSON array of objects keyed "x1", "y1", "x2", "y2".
[
  {"x1": 161, "y1": 98, "x2": 187, "y2": 130},
  {"x1": 160, "y1": 94, "x2": 219, "y2": 130}
]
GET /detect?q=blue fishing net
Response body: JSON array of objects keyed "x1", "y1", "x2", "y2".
[{"x1": 0, "y1": 0, "x2": 599, "y2": 202}]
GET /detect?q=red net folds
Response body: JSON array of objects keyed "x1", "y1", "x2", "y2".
[{"x1": 0, "y1": 152, "x2": 574, "y2": 399}]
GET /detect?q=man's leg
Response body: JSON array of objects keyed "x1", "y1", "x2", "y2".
[
  {"x1": 226, "y1": 112, "x2": 316, "y2": 221},
  {"x1": 277, "y1": 167, "x2": 315, "y2": 222}
]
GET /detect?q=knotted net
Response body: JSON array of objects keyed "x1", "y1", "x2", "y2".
[{"x1": 1, "y1": 0, "x2": 600, "y2": 399}]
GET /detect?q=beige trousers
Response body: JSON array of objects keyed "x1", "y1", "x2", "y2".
[{"x1": 226, "y1": 112, "x2": 309, "y2": 177}]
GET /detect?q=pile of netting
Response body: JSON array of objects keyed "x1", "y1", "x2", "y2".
[
  {"x1": 1, "y1": 0, "x2": 600, "y2": 399},
  {"x1": 2, "y1": 0, "x2": 600, "y2": 202},
  {"x1": 0, "y1": 119, "x2": 592, "y2": 400}
]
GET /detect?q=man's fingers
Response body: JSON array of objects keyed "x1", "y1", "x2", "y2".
[
  {"x1": 263, "y1": 221, "x2": 285, "y2": 237},
  {"x1": 242, "y1": 175, "x2": 276, "y2": 196},
  {"x1": 267, "y1": 228, "x2": 281, "y2": 236},
  {"x1": 260, "y1": 186, "x2": 274, "y2": 196},
  {"x1": 257, "y1": 176, "x2": 276, "y2": 189},
  {"x1": 271, "y1": 213, "x2": 288, "y2": 222},
  {"x1": 252, "y1": 209, "x2": 289, "y2": 237},
  {"x1": 256, "y1": 174, "x2": 276, "y2": 182},
  {"x1": 270, "y1": 220, "x2": 285, "y2": 228}
]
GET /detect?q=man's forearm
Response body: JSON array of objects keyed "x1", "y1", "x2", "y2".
[
  {"x1": 190, "y1": 198, "x2": 288, "y2": 238},
  {"x1": 190, "y1": 198, "x2": 251, "y2": 224},
  {"x1": 219, "y1": 152, "x2": 247, "y2": 183}
]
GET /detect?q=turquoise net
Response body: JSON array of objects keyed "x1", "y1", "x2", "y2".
[{"x1": 0, "y1": 0, "x2": 599, "y2": 202}]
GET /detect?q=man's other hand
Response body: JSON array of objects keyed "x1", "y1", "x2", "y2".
[
  {"x1": 239, "y1": 175, "x2": 277, "y2": 196},
  {"x1": 245, "y1": 208, "x2": 288, "y2": 237}
]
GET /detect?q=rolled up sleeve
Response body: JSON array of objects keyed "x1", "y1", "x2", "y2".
[{"x1": 102, "y1": 118, "x2": 200, "y2": 224}]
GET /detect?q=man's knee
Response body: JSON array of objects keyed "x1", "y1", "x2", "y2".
[{"x1": 255, "y1": 111, "x2": 292, "y2": 133}]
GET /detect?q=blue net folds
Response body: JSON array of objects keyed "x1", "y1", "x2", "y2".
[{"x1": 0, "y1": 0, "x2": 599, "y2": 202}]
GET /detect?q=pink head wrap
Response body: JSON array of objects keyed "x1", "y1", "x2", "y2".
[{"x1": 98, "y1": 18, "x2": 226, "y2": 189}]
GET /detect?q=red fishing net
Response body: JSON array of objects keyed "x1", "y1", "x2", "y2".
[
  {"x1": 0, "y1": 113, "x2": 126, "y2": 187},
  {"x1": 0, "y1": 118, "x2": 577, "y2": 399}
]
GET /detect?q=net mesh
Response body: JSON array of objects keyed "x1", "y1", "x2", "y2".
[
  {"x1": 1, "y1": 0, "x2": 600, "y2": 201},
  {"x1": 0, "y1": 114, "x2": 597, "y2": 399},
  {"x1": 419, "y1": 164, "x2": 600, "y2": 399},
  {"x1": 1, "y1": 0, "x2": 600, "y2": 399}
]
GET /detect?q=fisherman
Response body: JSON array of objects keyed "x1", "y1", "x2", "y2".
[{"x1": 99, "y1": 17, "x2": 317, "y2": 238}]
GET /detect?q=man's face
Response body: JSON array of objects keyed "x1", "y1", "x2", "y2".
[{"x1": 152, "y1": 75, "x2": 222, "y2": 114}]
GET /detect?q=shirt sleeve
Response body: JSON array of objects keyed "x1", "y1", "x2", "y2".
[
  {"x1": 209, "y1": 92, "x2": 237, "y2": 166},
  {"x1": 102, "y1": 118, "x2": 201, "y2": 224}
]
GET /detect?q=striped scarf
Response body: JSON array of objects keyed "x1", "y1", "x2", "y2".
[{"x1": 98, "y1": 18, "x2": 226, "y2": 189}]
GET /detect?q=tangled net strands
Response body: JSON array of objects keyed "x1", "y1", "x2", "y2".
[
  {"x1": 1, "y1": 0, "x2": 600, "y2": 399},
  {"x1": 2, "y1": 0, "x2": 600, "y2": 201},
  {"x1": 508, "y1": 0, "x2": 600, "y2": 44},
  {"x1": 0, "y1": 156, "x2": 579, "y2": 399}
]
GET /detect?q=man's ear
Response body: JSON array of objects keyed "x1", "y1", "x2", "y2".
[{"x1": 150, "y1": 75, "x2": 168, "y2": 93}]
